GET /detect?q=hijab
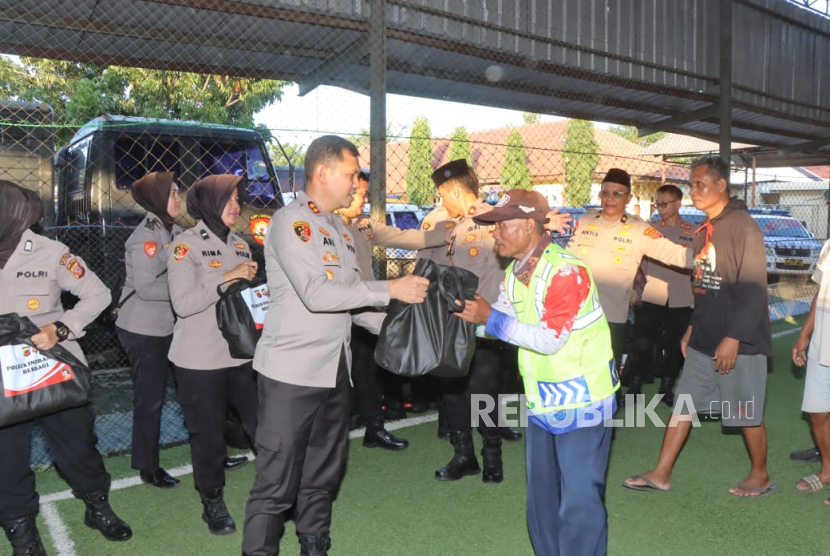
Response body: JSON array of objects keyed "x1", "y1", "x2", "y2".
[
  {"x1": 0, "y1": 180, "x2": 43, "y2": 269},
  {"x1": 186, "y1": 174, "x2": 242, "y2": 241},
  {"x1": 131, "y1": 172, "x2": 176, "y2": 230}
]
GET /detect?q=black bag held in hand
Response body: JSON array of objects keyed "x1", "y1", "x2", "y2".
[
  {"x1": 375, "y1": 258, "x2": 479, "y2": 378},
  {"x1": 0, "y1": 313, "x2": 92, "y2": 427},
  {"x1": 215, "y1": 274, "x2": 270, "y2": 359}
]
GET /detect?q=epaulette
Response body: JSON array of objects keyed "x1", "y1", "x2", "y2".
[
  {"x1": 145, "y1": 218, "x2": 158, "y2": 230},
  {"x1": 620, "y1": 213, "x2": 628, "y2": 223}
]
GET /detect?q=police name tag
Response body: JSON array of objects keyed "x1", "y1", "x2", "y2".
[
  {"x1": 0, "y1": 344, "x2": 76, "y2": 397},
  {"x1": 239, "y1": 284, "x2": 270, "y2": 329}
]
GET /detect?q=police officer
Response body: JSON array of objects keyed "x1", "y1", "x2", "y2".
[
  {"x1": 339, "y1": 171, "x2": 446, "y2": 451},
  {"x1": 115, "y1": 171, "x2": 184, "y2": 489},
  {"x1": 167, "y1": 174, "x2": 259, "y2": 536},
  {"x1": 242, "y1": 136, "x2": 428, "y2": 556},
  {"x1": 0, "y1": 180, "x2": 132, "y2": 555},
  {"x1": 564, "y1": 168, "x2": 691, "y2": 400},
  {"x1": 625, "y1": 185, "x2": 694, "y2": 405},
  {"x1": 419, "y1": 159, "x2": 509, "y2": 484}
]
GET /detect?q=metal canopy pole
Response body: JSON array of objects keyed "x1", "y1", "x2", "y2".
[
  {"x1": 369, "y1": 0, "x2": 387, "y2": 278},
  {"x1": 719, "y1": 0, "x2": 733, "y2": 163}
]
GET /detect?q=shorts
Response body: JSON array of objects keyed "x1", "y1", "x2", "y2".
[
  {"x1": 801, "y1": 357, "x2": 830, "y2": 413},
  {"x1": 672, "y1": 347, "x2": 767, "y2": 427}
]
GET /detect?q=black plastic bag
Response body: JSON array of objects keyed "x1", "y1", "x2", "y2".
[
  {"x1": 375, "y1": 259, "x2": 479, "y2": 378},
  {"x1": 0, "y1": 313, "x2": 92, "y2": 427},
  {"x1": 215, "y1": 276, "x2": 270, "y2": 359}
]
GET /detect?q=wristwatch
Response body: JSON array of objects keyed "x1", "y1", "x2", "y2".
[{"x1": 53, "y1": 321, "x2": 70, "y2": 342}]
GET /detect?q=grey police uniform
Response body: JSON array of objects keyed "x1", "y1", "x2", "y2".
[
  {"x1": 115, "y1": 213, "x2": 183, "y2": 473},
  {"x1": 167, "y1": 220, "x2": 254, "y2": 370},
  {"x1": 165, "y1": 220, "x2": 258, "y2": 492},
  {"x1": 116, "y1": 213, "x2": 183, "y2": 336},
  {"x1": 0, "y1": 230, "x2": 113, "y2": 521},
  {"x1": 243, "y1": 191, "x2": 390, "y2": 554},
  {"x1": 349, "y1": 215, "x2": 446, "y2": 280}
]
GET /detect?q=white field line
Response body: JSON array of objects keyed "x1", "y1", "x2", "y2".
[
  {"x1": 39, "y1": 413, "x2": 439, "y2": 552},
  {"x1": 771, "y1": 327, "x2": 801, "y2": 338}
]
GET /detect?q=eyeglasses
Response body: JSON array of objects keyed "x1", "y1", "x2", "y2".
[
  {"x1": 654, "y1": 200, "x2": 679, "y2": 209},
  {"x1": 599, "y1": 190, "x2": 628, "y2": 199}
]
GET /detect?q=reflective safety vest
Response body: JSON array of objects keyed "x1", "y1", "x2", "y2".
[{"x1": 505, "y1": 244, "x2": 618, "y2": 415}]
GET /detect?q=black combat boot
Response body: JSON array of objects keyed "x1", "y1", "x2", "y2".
[
  {"x1": 659, "y1": 377, "x2": 676, "y2": 407},
  {"x1": 75, "y1": 490, "x2": 132, "y2": 542},
  {"x1": 3, "y1": 515, "x2": 46, "y2": 556},
  {"x1": 198, "y1": 487, "x2": 236, "y2": 535},
  {"x1": 435, "y1": 431, "x2": 480, "y2": 481},
  {"x1": 363, "y1": 418, "x2": 409, "y2": 451},
  {"x1": 481, "y1": 437, "x2": 504, "y2": 484},
  {"x1": 500, "y1": 427, "x2": 523, "y2": 441},
  {"x1": 437, "y1": 401, "x2": 450, "y2": 440},
  {"x1": 298, "y1": 531, "x2": 331, "y2": 556}
]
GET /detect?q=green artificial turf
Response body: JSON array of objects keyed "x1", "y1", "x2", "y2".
[{"x1": 32, "y1": 322, "x2": 830, "y2": 555}]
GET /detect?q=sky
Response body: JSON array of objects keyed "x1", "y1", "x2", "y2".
[{"x1": 255, "y1": 83, "x2": 567, "y2": 147}]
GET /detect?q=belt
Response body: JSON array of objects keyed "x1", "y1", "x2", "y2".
[{"x1": 476, "y1": 337, "x2": 502, "y2": 349}]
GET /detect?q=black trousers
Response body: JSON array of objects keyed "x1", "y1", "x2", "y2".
[
  {"x1": 350, "y1": 324, "x2": 383, "y2": 423},
  {"x1": 243, "y1": 349, "x2": 351, "y2": 555},
  {"x1": 607, "y1": 322, "x2": 627, "y2": 373},
  {"x1": 173, "y1": 363, "x2": 258, "y2": 491},
  {"x1": 116, "y1": 327, "x2": 173, "y2": 472},
  {"x1": 444, "y1": 343, "x2": 501, "y2": 439},
  {"x1": 627, "y1": 302, "x2": 692, "y2": 384},
  {"x1": 0, "y1": 404, "x2": 110, "y2": 521}
]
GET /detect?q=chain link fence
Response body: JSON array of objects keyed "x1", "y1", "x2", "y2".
[{"x1": 0, "y1": 1, "x2": 826, "y2": 467}]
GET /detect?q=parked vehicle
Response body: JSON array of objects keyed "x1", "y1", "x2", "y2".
[{"x1": 752, "y1": 215, "x2": 823, "y2": 278}]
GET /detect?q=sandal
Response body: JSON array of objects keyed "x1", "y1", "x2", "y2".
[{"x1": 795, "y1": 474, "x2": 830, "y2": 493}]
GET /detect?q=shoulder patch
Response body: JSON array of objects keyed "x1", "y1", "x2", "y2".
[
  {"x1": 643, "y1": 226, "x2": 663, "y2": 239},
  {"x1": 293, "y1": 221, "x2": 312, "y2": 243},
  {"x1": 422, "y1": 221, "x2": 432, "y2": 230},
  {"x1": 144, "y1": 241, "x2": 157, "y2": 258},
  {"x1": 172, "y1": 243, "x2": 190, "y2": 262},
  {"x1": 59, "y1": 253, "x2": 71, "y2": 266},
  {"x1": 65, "y1": 257, "x2": 85, "y2": 279},
  {"x1": 249, "y1": 214, "x2": 271, "y2": 246}
]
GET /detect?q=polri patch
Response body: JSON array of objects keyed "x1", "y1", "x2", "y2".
[
  {"x1": 27, "y1": 298, "x2": 40, "y2": 311},
  {"x1": 293, "y1": 221, "x2": 312, "y2": 243},
  {"x1": 144, "y1": 241, "x2": 157, "y2": 258},
  {"x1": 65, "y1": 258, "x2": 85, "y2": 279},
  {"x1": 172, "y1": 243, "x2": 190, "y2": 262}
]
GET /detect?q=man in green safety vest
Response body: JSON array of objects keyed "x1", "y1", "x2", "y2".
[{"x1": 455, "y1": 188, "x2": 617, "y2": 556}]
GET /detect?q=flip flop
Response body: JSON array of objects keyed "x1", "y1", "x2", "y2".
[
  {"x1": 795, "y1": 474, "x2": 830, "y2": 493},
  {"x1": 622, "y1": 475, "x2": 669, "y2": 493},
  {"x1": 730, "y1": 484, "x2": 777, "y2": 498}
]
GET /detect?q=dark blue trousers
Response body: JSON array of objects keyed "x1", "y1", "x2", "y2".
[{"x1": 526, "y1": 422, "x2": 612, "y2": 556}]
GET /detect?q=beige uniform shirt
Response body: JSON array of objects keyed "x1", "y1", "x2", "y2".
[
  {"x1": 640, "y1": 218, "x2": 695, "y2": 308},
  {"x1": 0, "y1": 230, "x2": 109, "y2": 364},
  {"x1": 417, "y1": 201, "x2": 507, "y2": 305},
  {"x1": 254, "y1": 191, "x2": 390, "y2": 388},
  {"x1": 417, "y1": 205, "x2": 458, "y2": 267},
  {"x1": 809, "y1": 239, "x2": 830, "y2": 366},
  {"x1": 347, "y1": 216, "x2": 446, "y2": 281},
  {"x1": 116, "y1": 213, "x2": 184, "y2": 336},
  {"x1": 567, "y1": 211, "x2": 691, "y2": 324},
  {"x1": 167, "y1": 221, "x2": 254, "y2": 370}
]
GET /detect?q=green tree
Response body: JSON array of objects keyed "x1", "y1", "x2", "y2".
[
  {"x1": 0, "y1": 57, "x2": 285, "y2": 145},
  {"x1": 406, "y1": 117, "x2": 434, "y2": 206},
  {"x1": 608, "y1": 124, "x2": 665, "y2": 147},
  {"x1": 347, "y1": 121, "x2": 405, "y2": 150},
  {"x1": 268, "y1": 142, "x2": 305, "y2": 167},
  {"x1": 448, "y1": 126, "x2": 473, "y2": 167},
  {"x1": 562, "y1": 120, "x2": 599, "y2": 206},
  {"x1": 522, "y1": 112, "x2": 541, "y2": 124},
  {"x1": 501, "y1": 127, "x2": 532, "y2": 190}
]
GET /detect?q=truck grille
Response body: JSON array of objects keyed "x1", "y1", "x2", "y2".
[{"x1": 774, "y1": 247, "x2": 810, "y2": 257}]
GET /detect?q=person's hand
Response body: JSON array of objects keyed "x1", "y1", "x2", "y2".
[
  {"x1": 713, "y1": 337, "x2": 740, "y2": 374},
  {"x1": 792, "y1": 334, "x2": 810, "y2": 367},
  {"x1": 680, "y1": 325, "x2": 692, "y2": 358},
  {"x1": 31, "y1": 324, "x2": 59, "y2": 350},
  {"x1": 389, "y1": 275, "x2": 429, "y2": 304},
  {"x1": 223, "y1": 261, "x2": 258, "y2": 283},
  {"x1": 453, "y1": 294, "x2": 492, "y2": 325},
  {"x1": 544, "y1": 209, "x2": 572, "y2": 233}
]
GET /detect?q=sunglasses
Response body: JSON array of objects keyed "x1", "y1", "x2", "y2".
[
  {"x1": 654, "y1": 200, "x2": 679, "y2": 209},
  {"x1": 599, "y1": 190, "x2": 628, "y2": 199}
]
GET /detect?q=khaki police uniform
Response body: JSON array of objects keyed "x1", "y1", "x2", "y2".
[
  {"x1": 628, "y1": 218, "x2": 695, "y2": 387},
  {"x1": 349, "y1": 216, "x2": 446, "y2": 281},
  {"x1": 0, "y1": 230, "x2": 113, "y2": 521},
  {"x1": 115, "y1": 212, "x2": 183, "y2": 473},
  {"x1": 567, "y1": 210, "x2": 691, "y2": 370},
  {"x1": 243, "y1": 191, "x2": 390, "y2": 553},
  {"x1": 166, "y1": 220, "x2": 258, "y2": 492}
]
